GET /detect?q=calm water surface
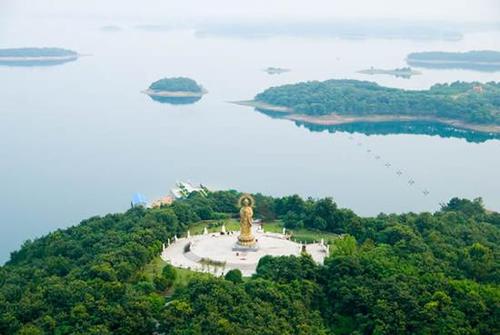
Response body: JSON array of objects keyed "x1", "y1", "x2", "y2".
[{"x1": 0, "y1": 19, "x2": 499, "y2": 262}]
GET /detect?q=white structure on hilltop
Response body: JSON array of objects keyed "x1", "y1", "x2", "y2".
[
  {"x1": 203, "y1": 227, "x2": 208, "y2": 235},
  {"x1": 170, "y1": 181, "x2": 209, "y2": 199},
  {"x1": 221, "y1": 224, "x2": 226, "y2": 234}
]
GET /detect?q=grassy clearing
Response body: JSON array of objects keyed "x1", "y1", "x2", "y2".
[
  {"x1": 290, "y1": 229, "x2": 338, "y2": 244},
  {"x1": 188, "y1": 218, "x2": 240, "y2": 235},
  {"x1": 142, "y1": 256, "x2": 213, "y2": 289},
  {"x1": 264, "y1": 221, "x2": 338, "y2": 244},
  {"x1": 142, "y1": 256, "x2": 167, "y2": 281},
  {"x1": 174, "y1": 267, "x2": 213, "y2": 287}
]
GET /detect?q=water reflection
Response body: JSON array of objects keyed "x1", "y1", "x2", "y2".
[
  {"x1": 0, "y1": 59, "x2": 77, "y2": 67},
  {"x1": 256, "y1": 109, "x2": 500, "y2": 143},
  {"x1": 147, "y1": 95, "x2": 202, "y2": 105}
]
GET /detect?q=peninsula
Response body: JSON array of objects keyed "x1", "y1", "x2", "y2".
[
  {"x1": 143, "y1": 77, "x2": 206, "y2": 104},
  {"x1": 1, "y1": 190, "x2": 498, "y2": 334},
  {"x1": 358, "y1": 66, "x2": 421, "y2": 78},
  {"x1": 407, "y1": 50, "x2": 500, "y2": 71},
  {"x1": 235, "y1": 79, "x2": 500, "y2": 134},
  {"x1": 0, "y1": 47, "x2": 79, "y2": 66}
]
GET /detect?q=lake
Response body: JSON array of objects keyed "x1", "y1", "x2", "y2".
[{"x1": 0, "y1": 18, "x2": 499, "y2": 263}]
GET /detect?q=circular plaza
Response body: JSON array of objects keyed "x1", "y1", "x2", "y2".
[{"x1": 161, "y1": 227, "x2": 328, "y2": 276}]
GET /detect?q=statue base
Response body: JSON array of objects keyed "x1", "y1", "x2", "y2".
[
  {"x1": 232, "y1": 242, "x2": 259, "y2": 252},
  {"x1": 233, "y1": 234, "x2": 258, "y2": 252}
]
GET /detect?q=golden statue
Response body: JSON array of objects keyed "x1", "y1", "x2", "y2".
[{"x1": 237, "y1": 194, "x2": 256, "y2": 247}]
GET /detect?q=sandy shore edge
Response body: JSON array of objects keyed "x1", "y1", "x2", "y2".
[{"x1": 231, "y1": 100, "x2": 293, "y2": 113}]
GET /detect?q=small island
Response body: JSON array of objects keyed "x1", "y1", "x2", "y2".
[
  {"x1": 143, "y1": 77, "x2": 207, "y2": 105},
  {"x1": 235, "y1": 79, "x2": 500, "y2": 134},
  {"x1": 358, "y1": 66, "x2": 421, "y2": 79},
  {"x1": 407, "y1": 50, "x2": 500, "y2": 71},
  {"x1": 0, "y1": 47, "x2": 79, "y2": 66},
  {"x1": 264, "y1": 67, "x2": 290, "y2": 75}
]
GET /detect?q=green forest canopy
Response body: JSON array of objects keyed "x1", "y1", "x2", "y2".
[
  {"x1": 254, "y1": 79, "x2": 500, "y2": 125},
  {"x1": 0, "y1": 48, "x2": 77, "y2": 57},
  {"x1": 407, "y1": 50, "x2": 500, "y2": 63},
  {"x1": 149, "y1": 77, "x2": 202, "y2": 93},
  {"x1": 0, "y1": 191, "x2": 499, "y2": 334}
]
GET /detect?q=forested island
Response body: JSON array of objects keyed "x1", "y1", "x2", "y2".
[
  {"x1": 239, "y1": 79, "x2": 500, "y2": 134},
  {"x1": 407, "y1": 50, "x2": 500, "y2": 71},
  {"x1": 0, "y1": 190, "x2": 498, "y2": 334},
  {"x1": 0, "y1": 48, "x2": 79, "y2": 66},
  {"x1": 358, "y1": 66, "x2": 421, "y2": 79},
  {"x1": 143, "y1": 77, "x2": 206, "y2": 104}
]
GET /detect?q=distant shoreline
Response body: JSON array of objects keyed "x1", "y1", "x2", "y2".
[
  {"x1": 406, "y1": 51, "x2": 500, "y2": 71},
  {"x1": 233, "y1": 100, "x2": 500, "y2": 134},
  {"x1": 407, "y1": 59, "x2": 500, "y2": 66}
]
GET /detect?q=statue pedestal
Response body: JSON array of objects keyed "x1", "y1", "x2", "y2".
[{"x1": 232, "y1": 242, "x2": 259, "y2": 252}]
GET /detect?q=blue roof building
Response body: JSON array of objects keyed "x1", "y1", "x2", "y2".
[{"x1": 131, "y1": 193, "x2": 148, "y2": 208}]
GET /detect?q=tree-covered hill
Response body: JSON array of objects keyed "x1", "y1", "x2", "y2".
[
  {"x1": 1, "y1": 191, "x2": 499, "y2": 334},
  {"x1": 254, "y1": 80, "x2": 500, "y2": 125},
  {"x1": 148, "y1": 77, "x2": 203, "y2": 93}
]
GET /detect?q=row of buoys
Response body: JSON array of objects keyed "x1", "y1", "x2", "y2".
[{"x1": 347, "y1": 135, "x2": 431, "y2": 197}]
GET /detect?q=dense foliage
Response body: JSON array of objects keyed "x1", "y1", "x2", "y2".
[
  {"x1": 254, "y1": 79, "x2": 500, "y2": 125},
  {"x1": 407, "y1": 51, "x2": 500, "y2": 63},
  {"x1": 149, "y1": 77, "x2": 202, "y2": 93},
  {"x1": 1, "y1": 191, "x2": 498, "y2": 334},
  {"x1": 0, "y1": 48, "x2": 77, "y2": 57}
]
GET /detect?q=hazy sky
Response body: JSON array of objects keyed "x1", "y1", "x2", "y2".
[{"x1": 1, "y1": 0, "x2": 499, "y2": 22}]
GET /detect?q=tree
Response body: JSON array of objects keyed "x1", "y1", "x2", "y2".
[
  {"x1": 460, "y1": 242, "x2": 494, "y2": 281},
  {"x1": 255, "y1": 254, "x2": 318, "y2": 282},
  {"x1": 441, "y1": 197, "x2": 486, "y2": 217},
  {"x1": 283, "y1": 210, "x2": 304, "y2": 229},
  {"x1": 17, "y1": 324, "x2": 44, "y2": 335},
  {"x1": 162, "y1": 264, "x2": 177, "y2": 288},
  {"x1": 331, "y1": 235, "x2": 357, "y2": 256},
  {"x1": 224, "y1": 269, "x2": 243, "y2": 283}
]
